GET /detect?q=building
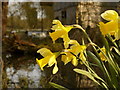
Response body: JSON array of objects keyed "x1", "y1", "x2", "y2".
[{"x1": 53, "y1": 2, "x2": 119, "y2": 29}]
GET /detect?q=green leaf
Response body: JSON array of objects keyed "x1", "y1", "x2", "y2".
[
  {"x1": 73, "y1": 68, "x2": 100, "y2": 85},
  {"x1": 112, "y1": 52, "x2": 120, "y2": 62},
  {"x1": 108, "y1": 64, "x2": 119, "y2": 88},
  {"x1": 49, "y1": 82, "x2": 68, "y2": 90},
  {"x1": 101, "y1": 35, "x2": 109, "y2": 51},
  {"x1": 87, "y1": 51, "x2": 110, "y2": 81},
  {"x1": 107, "y1": 34, "x2": 118, "y2": 48},
  {"x1": 87, "y1": 51, "x2": 103, "y2": 70},
  {"x1": 107, "y1": 52, "x2": 119, "y2": 75},
  {"x1": 112, "y1": 47, "x2": 120, "y2": 56}
]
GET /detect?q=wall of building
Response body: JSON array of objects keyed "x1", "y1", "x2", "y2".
[
  {"x1": 53, "y1": 2, "x2": 119, "y2": 28},
  {"x1": 53, "y1": 2, "x2": 77, "y2": 24}
]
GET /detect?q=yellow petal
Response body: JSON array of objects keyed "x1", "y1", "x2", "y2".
[
  {"x1": 99, "y1": 21, "x2": 118, "y2": 36},
  {"x1": 72, "y1": 56, "x2": 78, "y2": 66},
  {"x1": 62, "y1": 54, "x2": 72, "y2": 65},
  {"x1": 36, "y1": 57, "x2": 50, "y2": 70},
  {"x1": 106, "y1": 21, "x2": 118, "y2": 34},
  {"x1": 116, "y1": 29, "x2": 120, "y2": 40},
  {"x1": 68, "y1": 40, "x2": 79, "y2": 45},
  {"x1": 52, "y1": 64, "x2": 58, "y2": 74},
  {"x1": 62, "y1": 34, "x2": 70, "y2": 48},
  {"x1": 69, "y1": 44, "x2": 86, "y2": 55},
  {"x1": 49, "y1": 30, "x2": 67, "y2": 43},
  {"x1": 48, "y1": 55, "x2": 56, "y2": 67},
  {"x1": 100, "y1": 10, "x2": 120, "y2": 40},
  {"x1": 52, "y1": 20, "x2": 63, "y2": 26},
  {"x1": 79, "y1": 52, "x2": 86, "y2": 62},
  {"x1": 51, "y1": 25, "x2": 63, "y2": 31},
  {"x1": 99, "y1": 48, "x2": 107, "y2": 61},
  {"x1": 52, "y1": 20, "x2": 74, "y2": 32},
  {"x1": 101, "y1": 10, "x2": 118, "y2": 21},
  {"x1": 50, "y1": 20, "x2": 74, "y2": 47},
  {"x1": 37, "y1": 48, "x2": 53, "y2": 57},
  {"x1": 65, "y1": 26, "x2": 74, "y2": 32},
  {"x1": 115, "y1": 17, "x2": 120, "y2": 40},
  {"x1": 52, "y1": 20, "x2": 67, "y2": 31},
  {"x1": 99, "y1": 22, "x2": 109, "y2": 35}
]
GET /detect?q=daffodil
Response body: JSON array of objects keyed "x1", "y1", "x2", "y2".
[
  {"x1": 98, "y1": 47, "x2": 107, "y2": 61},
  {"x1": 68, "y1": 40, "x2": 86, "y2": 56},
  {"x1": 36, "y1": 48, "x2": 60, "y2": 74},
  {"x1": 99, "y1": 10, "x2": 120, "y2": 40},
  {"x1": 49, "y1": 20, "x2": 74, "y2": 48},
  {"x1": 62, "y1": 50, "x2": 78, "y2": 66},
  {"x1": 61, "y1": 40, "x2": 86, "y2": 66}
]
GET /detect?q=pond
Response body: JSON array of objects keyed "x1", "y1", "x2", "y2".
[
  {"x1": 6, "y1": 64, "x2": 43, "y2": 88},
  {"x1": 3, "y1": 53, "x2": 45, "y2": 88},
  {"x1": 2, "y1": 30, "x2": 49, "y2": 88}
]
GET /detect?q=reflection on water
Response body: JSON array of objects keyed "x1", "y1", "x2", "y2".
[
  {"x1": 27, "y1": 31, "x2": 48, "y2": 38},
  {"x1": 6, "y1": 64, "x2": 44, "y2": 88}
]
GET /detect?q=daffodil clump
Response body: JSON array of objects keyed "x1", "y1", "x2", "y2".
[
  {"x1": 36, "y1": 20, "x2": 86, "y2": 74},
  {"x1": 36, "y1": 10, "x2": 120, "y2": 89}
]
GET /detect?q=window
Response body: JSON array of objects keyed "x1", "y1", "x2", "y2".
[{"x1": 62, "y1": 10, "x2": 66, "y2": 19}]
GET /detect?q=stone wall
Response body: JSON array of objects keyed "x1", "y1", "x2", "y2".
[{"x1": 77, "y1": 2, "x2": 118, "y2": 29}]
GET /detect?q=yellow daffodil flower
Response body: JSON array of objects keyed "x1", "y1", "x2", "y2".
[
  {"x1": 36, "y1": 48, "x2": 60, "y2": 74},
  {"x1": 61, "y1": 40, "x2": 86, "y2": 66},
  {"x1": 69, "y1": 40, "x2": 86, "y2": 63},
  {"x1": 99, "y1": 10, "x2": 120, "y2": 40},
  {"x1": 49, "y1": 20, "x2": 74, "y2": 48},
  {"x1": 98, "y1": 47, "x2": 107, "y2": 61},
  {"x1": 68, "y1": 40, "x2": 86, "y2": 55},
  {"x1": 62, "y1": 51, "x2": 78, "y2": 66}
]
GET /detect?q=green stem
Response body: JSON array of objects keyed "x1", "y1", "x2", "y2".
[{"x1": 78, "y1": 27, "x2": 112, "y2": 87}]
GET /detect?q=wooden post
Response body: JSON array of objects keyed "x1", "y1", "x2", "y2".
[
  {"x1": 0, "y1": 2, "x2": 2, "y2": 89},
  {"x1": 0, "y1": 57, "x2": 3, "y2": 89},
  {"x1": 2, "y1": 2, "x2": 8, "y2": 36}
]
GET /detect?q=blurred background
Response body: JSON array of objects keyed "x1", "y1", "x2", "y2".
[{"x1": 1, "y1": 1, "x2": 120, "y2": 88}]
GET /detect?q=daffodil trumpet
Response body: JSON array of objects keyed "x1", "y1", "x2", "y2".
[
  {"x1": 36, "y1": 48, "x2": 60, "y2": 74},
  {"x1": 49, "y1": 20, "x2": 75, "y2": 48},
  {"x1": 99, "y1": 10, "x2": 120, "y2": 40}
]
